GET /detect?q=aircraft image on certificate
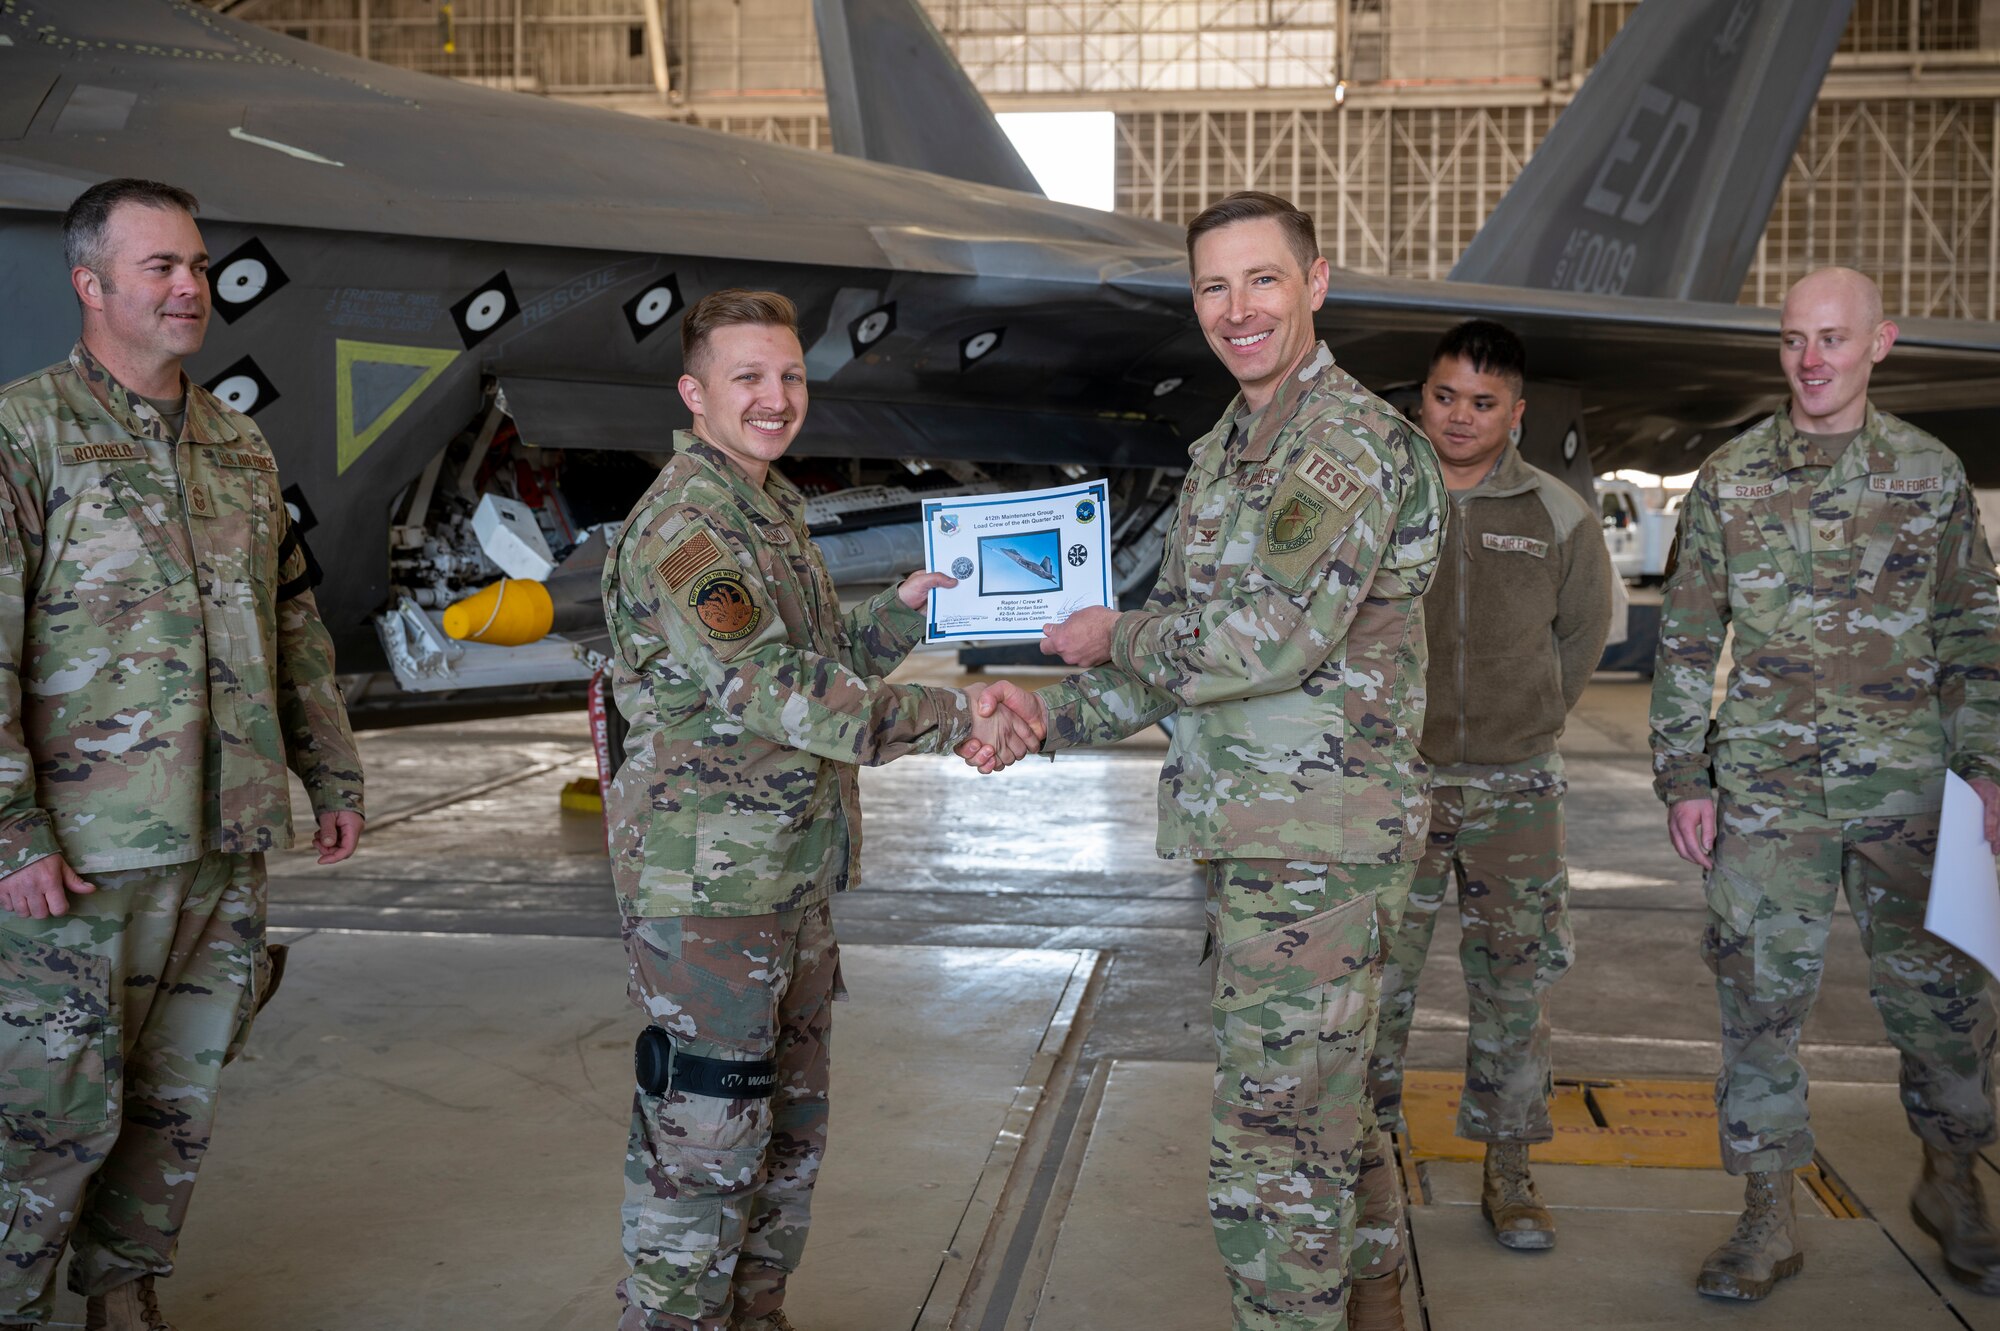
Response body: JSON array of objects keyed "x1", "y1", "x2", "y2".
[{"x1": 924, "y1": 479, "x2": 1111, "y2": 642}]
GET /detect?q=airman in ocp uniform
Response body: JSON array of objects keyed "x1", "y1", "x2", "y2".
[
  {"x1": 1651, "y1": 266, "x2": 2000, "y2": 1301},
  {"x1": 1369, "y1": 320, "x2": 1612, "y2": 1252},
  {"x1": 0, "y1": 179, "x2": 364, "y2": 1331},
  {"x1": 1025, "y1": 192, "x2": 1444, "y2": 1331},
  {"x1": 601, "y1": 289, "x2": 1039, "y2": 1331}
]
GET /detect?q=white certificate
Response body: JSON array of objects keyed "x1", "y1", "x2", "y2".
[
  {"x1": 922, "y1": 479, "x2": 1112, "y2": 642},
  {"x1": 1926, "y1": 770, "x2": 2000, "y2": 977}
]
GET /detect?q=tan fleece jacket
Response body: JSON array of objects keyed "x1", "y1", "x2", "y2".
[{"x1": 1421, "y1": 442, "x2": 1615, "y2": 776}]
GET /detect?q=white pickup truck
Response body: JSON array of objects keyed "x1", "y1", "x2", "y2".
[{"x1": 1598, "y1": 477, "x2": 1683, "y2": 585}]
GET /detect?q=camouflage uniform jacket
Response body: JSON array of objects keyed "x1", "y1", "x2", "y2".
[
  {"x1": 603, "y1": 430, "x2": 973, "y2": 918},
  {"x1": 1650, "y1": 404, "x2": 2000, "y2": 817},
  {"x1": 0, "y1": 342, "x2": 363, "y2": 877},
  {"x1": 1036, "y1": 343, "x2": 1446, "y2": 864},
  {"x1": 1424, "y1": 442, "x2": 1614, "y2": 793}
]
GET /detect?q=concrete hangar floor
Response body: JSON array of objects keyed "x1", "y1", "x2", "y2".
[{"x1": 45, "y1": 657, "x2": 1992, "y2": 1329}]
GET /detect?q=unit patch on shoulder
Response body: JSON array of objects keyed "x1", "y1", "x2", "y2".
[
  {"x1": 688, "y1": 567, "x2": 762, "y2": 642},
  {"x1": 58, "y1": 443, "x2": 145, "y2": 466},
  {"x1": 658, "y1": 529, "x2": 724, "y2": 591},
  {"x1": 1294, "y1": 443, "x2": 1370, "y2": 513},
  {"x1": 1869, "y1": 474, "x2": 1943, "y2": 494},
  {"x1": 1266, "y1": 490, "x2": 1328, "y2": 555},
  {"x1": 1481, "y1": 532, "x2": 1548, "y2": 558}
]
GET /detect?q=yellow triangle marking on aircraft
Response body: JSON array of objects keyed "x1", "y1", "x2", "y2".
[{"x1": 335, "y1": 339, "x2": 460, "y2": 474}]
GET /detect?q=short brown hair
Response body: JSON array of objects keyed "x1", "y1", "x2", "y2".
[
  {"x1": 63, "y1": 178, "x2": 199, "y2": 276},
  {"x1": 681, "y1": 288, "x2": 799, "y2": 378},
  {"x1": 1185, "y1": 191, "x2": 1319, "y2": 276}
]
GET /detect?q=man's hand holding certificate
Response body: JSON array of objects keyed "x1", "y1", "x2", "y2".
[{"x1": 922, "y1": 479, "x2": 1113, "y2": 642}]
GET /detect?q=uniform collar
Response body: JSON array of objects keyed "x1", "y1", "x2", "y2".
[
  {"x1": 68, "y1": 341, "x2": 240, "y2": 446},
  {"x1": 1773, "y1": 401, "x2": 1893, "y2": 481},
  {"x1": 1236, "y1": 341, "x2": 1338, "y2": 466},
  {"x1": 674, "y1": 429, "x2": 805, "y2": 526},
  {"x1": 1458, "y1": 440, "x2": 1538, "y2": 499}
]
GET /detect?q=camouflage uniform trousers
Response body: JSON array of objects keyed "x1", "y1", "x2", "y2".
[
  {"x1": 1705, "y1": 796, "x2": 1998, "y2": 1174},
  {"x1": 1370, "y1": 783, "x2": 1574, "y2": 1144},
  {"x1": 0, "y1": 851, "x2": 266, "y2": 1325},
  {"x1": 1208, "y1": 858, "x2": 1412, "y2": 1331},
  {"x1": 620, "y1": 902, "x2": 838, "y2": 1331}
]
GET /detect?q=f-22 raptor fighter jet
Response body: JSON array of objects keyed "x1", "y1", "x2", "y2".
[
  {"x1": 994, "y1": 546, "x2": 1057, "y2": 586},
  {"x1": 3, "y1": 0, "x2": 1999, "y2": 716}
]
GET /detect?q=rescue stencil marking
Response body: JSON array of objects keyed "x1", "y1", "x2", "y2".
[
  {"x1": 689, "y1": 568, "x2": 761, "y2": 641},
  {"x1": 1870, "y1": 474, "x2": 1943, "y2": 494},
  {"x1": 59, "y1": 443, "x2": 144, "y2": 465},
  {"x1": 1295, "y1": 443, "x2": 1368, "y2": 512},
  {"x1": 659, "y1": 530, "x2": 723, "y2": 591},
  {"x1": 1482, "y1": 533, "x2": 1549, "y2": 558}
]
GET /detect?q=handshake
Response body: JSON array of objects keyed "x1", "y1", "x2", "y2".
[
  {"x1": 897, "y1": 571, "x2": 1125, "y2": 777},
  {"x1": 953, "y1": 681, "x2": 1047, "y2": 774}
]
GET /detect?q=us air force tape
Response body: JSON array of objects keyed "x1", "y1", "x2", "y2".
[{"x1": 635, "y1": 1026, "x2": 778, "y2": 1100}]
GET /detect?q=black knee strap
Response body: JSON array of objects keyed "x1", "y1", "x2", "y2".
[{"x1": 635, "y1": 1026, "x2": 778, "y2": 1100}]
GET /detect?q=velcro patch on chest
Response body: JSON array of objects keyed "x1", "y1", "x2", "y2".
[
  {"x1": 1295, "y1": 443, "x2": 1370, "y2": 513},
  {"x1": 1870, "y1": 474, "x2": 1943, "y2": 494},
  {"x1": 687, "y1": 567, "x2": 763, "y2": 642},
  {"x1": 1719, "y1": 481, "x2": 1777, "y2": 500},
  {"x1": 1481, "y1": 532, "x2": 1548, "y2": 558},
  {"x1": 657, "y1": 529, "x2": 725, "y2": 591},
  {"x1": 214, "y1": 449, "x2": 278, "y2": 472},
  {"x1": 58, "y1": 442, "x2": 145, "y2": 466}
]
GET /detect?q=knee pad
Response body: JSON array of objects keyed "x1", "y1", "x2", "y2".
[{"x1": 636, "y1": 1026, "x2": 778, "y2": 1099}]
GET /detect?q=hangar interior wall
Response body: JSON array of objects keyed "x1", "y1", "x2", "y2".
[{"x1": 217, "y1": 0, "x2": 2000, "y2": 317}]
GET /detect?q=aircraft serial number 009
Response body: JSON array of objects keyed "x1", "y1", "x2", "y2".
[{"x1": 1553, "y1": 227, "x2": 1639, "y2": 296}]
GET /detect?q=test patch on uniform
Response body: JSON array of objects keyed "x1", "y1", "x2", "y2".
[
  {"x1": 1870, "y1": 474, "x2": 1943, "y2": 494},
  {"x1": 58, "y1": 443, "x2": 144, "y2": 466},
  {"x1": 658, "y1": 529, "x2": 724, "y2": 591},
  {"x1": 688, "y1": 567, "x2": 762, "y2": 642},
  {"x1": 1482, "y1": 532, "x2": 1548, "y2": 558},
  {"x1": 1294, "y1": 443, "x2": 1369, "y2": 513},
  {"x1": 215, "y1": 449, "x2": 277, "y2": 472}
]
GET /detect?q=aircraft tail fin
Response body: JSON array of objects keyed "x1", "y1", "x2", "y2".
[
  {"x1": 814, "y1": 0, "x2": 1043, "y2": 195},
  {"x1": 1449, "y1": 0, "x2": 1854, "y2": 302}
]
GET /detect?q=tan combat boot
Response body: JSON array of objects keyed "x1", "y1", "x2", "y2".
[
  {"x1": 1911, "y1": 1142, "x2": 2000, "y2": 1292},
  {"x1": 1696, "y1": 1170, "x2": 1802, "y2": 1300},
  {"x1": 84, "y1": 1276, "x2": 174, "y2": 1331},
  {"x1": 1346, "y1": 1268, "x2": 1405, "y2": 1331},
  {"x1": 1480, "y1": 1142, "x2": 1556, "y2": 1250}
]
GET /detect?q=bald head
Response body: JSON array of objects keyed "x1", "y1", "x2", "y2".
[
  {"x1": 1783, "y1": 267, "x2": 1885, "y2": 331},
  {"x1": 1778, "y1": 266, "x2": 1897, "y2": 434}
]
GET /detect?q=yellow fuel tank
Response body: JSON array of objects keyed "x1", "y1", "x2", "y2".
[{"x1": 441, "y1": 578, "x2": 555, "y2": 646}]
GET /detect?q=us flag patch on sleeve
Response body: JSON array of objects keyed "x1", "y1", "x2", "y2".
[{"x1": 657, "y1": 529, "x2": 724, "y2": 591}]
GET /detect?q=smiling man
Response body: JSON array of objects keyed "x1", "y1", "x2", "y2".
[
  {"x1": 601, "y1": 289, "x2": 1040, "y2": 1331},
  {"x1": 0, "y1": 179, "x2": 363, "y2": 1331},
  {"x1": 1369, "y1": 320, "x2": 1610, "y2": 1255},
  {"x1": 1651, "y1": 266, "x2": 2000, "y2": 1302},
  {"x1": 1022, "y1": 192, "x2": 1445, "y2": 1331}
]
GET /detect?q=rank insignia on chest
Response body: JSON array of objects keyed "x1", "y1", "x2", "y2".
[
  {"x1": 1266, "y1": 490, "x2": 1327, "y2": 554},
  {"x1": 188, "y1": 482, "x2": 215, "y2": 518},
  {"x1": 1196, "y1": 525, "x2": 1220, "y2": 545},
  {"x1": 658, "y1": 529, "x2": 724, "y2": 591},
  {"x1": 689, "y1": 567, "x2": 762, "y2": 641}
]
